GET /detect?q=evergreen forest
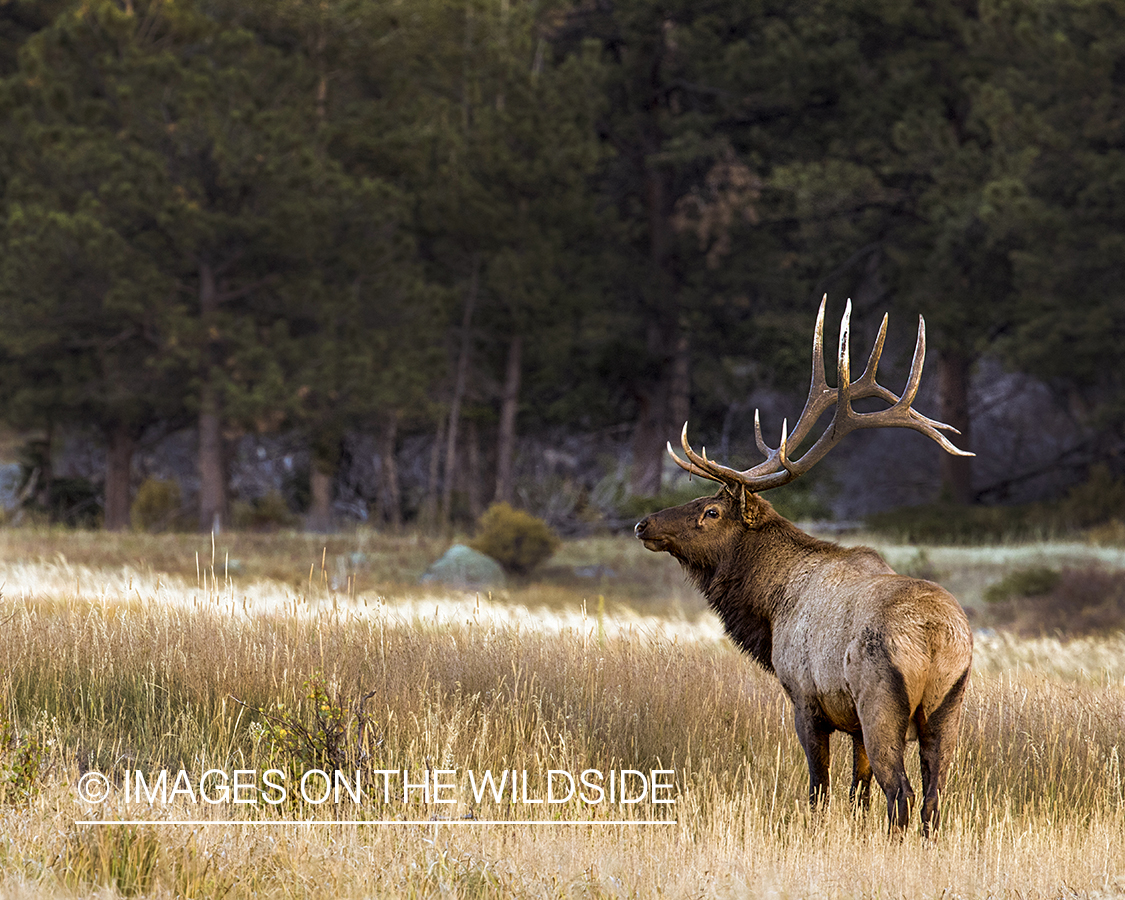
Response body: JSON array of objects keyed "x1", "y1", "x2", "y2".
[{"x1": 1, "y1": 0, "x2": 1123, "y2": 535}]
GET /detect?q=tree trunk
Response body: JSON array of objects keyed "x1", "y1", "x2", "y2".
[
  {"x1": 308, "y1": 466, "x2": 333, "y2": 532},
  {"x1": 630, "y1": 320, "x2": 678, "y2": 497},
  {"x1": 31, "y1": 425, "x2": 53, "y2": 511},
  {"x1": 669, "y1": 328, "x2": 690, "y2": 436},
  {"x1": 629, "y1": 144, "x2": 679, "y2": 498},
  {"x1": 378, "y1": 412, "x2": 402, "y2": 530},
  {"x1": 420, "y1": 417, "x2": 445, "y2": 531},
  {"x1": 630, "y1": 379, "x2": 669, "y2": 498},
  {"x1": 198, "y1": 259, "x2": 227, "y2": 532},
  {"x1": 466, "y1": 418, "x2": 483, "y2": 519},
  {"x1": 938, "y1": 349, "x2": 973, "y2": 504},
  {"x1": 493, "y1": 333, "x2": 522, "y2": 505},
  {"x1": 104, "y1": 423, "x2": 135, "y2": 531},
  {"x1": 198, "y1": 383, "x2": 226, "y2": 532},
  {"x1": 442, "y1": 255, "x2": 479, "y2": 528}
]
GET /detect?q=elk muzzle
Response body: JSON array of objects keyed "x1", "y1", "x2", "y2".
[{"x1": 634, "y1": 515, "x2": 665, "y2": 552}]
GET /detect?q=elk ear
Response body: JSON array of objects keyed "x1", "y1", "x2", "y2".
[
  {"x1": 736, "y1": 486, "x2": 767, "y2": 526},
  {"x1": 737, "y1": 486, "x2": 755, "y2": 524}
]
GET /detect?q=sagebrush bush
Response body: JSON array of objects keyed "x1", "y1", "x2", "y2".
[
  {"x1": 130, "y1": 477, "x2": 183, "y2": 532},
  {"x1": 470, "y1": 502, "x2": 559, "y2": 575}
]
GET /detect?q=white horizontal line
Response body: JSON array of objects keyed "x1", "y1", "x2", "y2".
[{"x1": 75, "y1": 819, "x2": 677, "y2": 827}]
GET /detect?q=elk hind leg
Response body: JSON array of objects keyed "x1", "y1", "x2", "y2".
[
  {"x1": 856, "y1": 676, "x2": 915, "y2": 833},
  {"x1": 917, "y1": 666, "x2": 970, "y2": 837}
]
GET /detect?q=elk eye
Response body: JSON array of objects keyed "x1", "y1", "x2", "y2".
[{"x1": 704, "y1": 508, "x2": 719, "y2": 519}]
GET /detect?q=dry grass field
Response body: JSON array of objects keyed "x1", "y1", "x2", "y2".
[{"x1": 0, "y1": 528, "x2": 1123, "y2": 898}]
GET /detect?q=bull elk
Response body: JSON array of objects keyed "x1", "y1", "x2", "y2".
[{"x1": 635, "y1": 297, "x2": 973, "y2": 836}]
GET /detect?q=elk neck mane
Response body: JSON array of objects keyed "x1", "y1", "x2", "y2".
[{"x1": 680, "y1": 499, "x2": 860, "y2": 674}]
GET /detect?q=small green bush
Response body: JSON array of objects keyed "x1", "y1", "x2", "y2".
[
  {"x1": 983, "y1": 566, "x2": 1061, "y2": 604},
  {"x1": 245, "y1": 675, "x2": 380, "y2": 781},
  {"x1": 231, "y1": 491, "x2": 298, "y2": 531},
  {"x1": 983, "y1": 566, "x2": 1125, "y2": 635},
  {"x1": 470, "y1": 502, "x2": 559, "y2": 576},
  {"x1": 1056, "y1": 464, "x2": 1125, "y2": 530},
  {"x1": 130, "y1": 477, "x2": 183, "y2": 532},
  {"x1": 0, "y1": 714, "x2": 44, "y2": 806}
]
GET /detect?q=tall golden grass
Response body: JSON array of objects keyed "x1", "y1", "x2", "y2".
[{"x1": 0, "y1": 537, "x2": 1122, "y2": 898}]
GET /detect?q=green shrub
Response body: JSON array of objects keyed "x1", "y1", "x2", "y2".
[
  {"x1": 0, "y1": 714, "x2": 44, "y2": 806},
  {"x1": 1056, "y1": 464, "x2": 1125, "y2": 530},
  {"x1": 130, "y1": 477, "x2": 183, "y2": 532},
  {"x1": 470, "y1": 502, "x2": 559, "y2": 576},
  {"x1": 866, "y1": 502, "x2": 1039, "y2": 544},
  {"x1": 245, "y1": 675, "x2": 380, "y2": 781},
  {"x1": 231, "y1": 491, "x2": 298, "y2": 531},
  {"x1": 983, "y1": 566, "x2": 1061, "y2": 604},
  {"x1": 983, "y1": 566, "x2": 1125, "y2": 635}
]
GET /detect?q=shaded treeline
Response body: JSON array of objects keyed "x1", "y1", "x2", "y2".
[{"x1": 0, "y1": 0, "x2": 1122, "y2": 530}]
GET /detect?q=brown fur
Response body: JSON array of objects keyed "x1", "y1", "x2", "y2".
[{"x1": 635, "y1": 485, "x2": 972, "y2": 835}]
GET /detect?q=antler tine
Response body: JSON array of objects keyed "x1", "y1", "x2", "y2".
[
  {"x1": 667, "y1": 299, "x2": 973, "y2": 494},
  {"x1": 777, "y1": 418, "x2": 794, "y2": 474},
  {"x1": 811, "y1": 295, "x2": 827, "y2": 395},
  {"x1": 896, "y1": 314, "x2": 927, "y2": 410},
  {"x1": 680, "y1": 421, "x2": 719, "y2": 474},
  {"x1": 836, "y1": 299, "x2": 853, "y2": 415},
  {"x1": 784, "y1": 295, "x2": 839, "y2": 450},
  {"x1": 753, "y1": 409, "x2": 770, "y2": 457},
  {"x1": 667, "y1": 422, "x2": 751, "y2": 484},
  {"x1": 851, "y1": 312, "x2": 890, "y2": 398},
  {"x1": 666, "y1": 424, "x2": 707, "y2": 479}
]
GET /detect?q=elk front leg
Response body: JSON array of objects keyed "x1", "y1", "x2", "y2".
[
  {"x1": 794, "y1": 706, "x2": 832, "y2": 808},
  {"x1": 850, "y1": 734, "x2": 872, "y2": 811}
]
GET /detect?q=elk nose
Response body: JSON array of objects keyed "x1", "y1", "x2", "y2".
[{"x1": 634, "y1": 517, "x2": 648, "y2": 539}]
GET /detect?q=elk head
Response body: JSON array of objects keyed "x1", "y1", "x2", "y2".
[{"x1": 636, "y1": 485, "x2": 752, "y2": 571}]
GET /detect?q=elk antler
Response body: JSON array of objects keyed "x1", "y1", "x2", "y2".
[{"x1": 668, "y1": 296, "x2": 974, "y2": 492}]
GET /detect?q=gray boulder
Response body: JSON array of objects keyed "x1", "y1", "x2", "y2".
[{"x1": 420, "y1": 544, "x2": 506, "y2": 590}]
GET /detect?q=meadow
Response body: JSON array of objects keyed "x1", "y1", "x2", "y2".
[{"x1": 0, "y1": 527, "x2": 1123, "y2": 898}]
